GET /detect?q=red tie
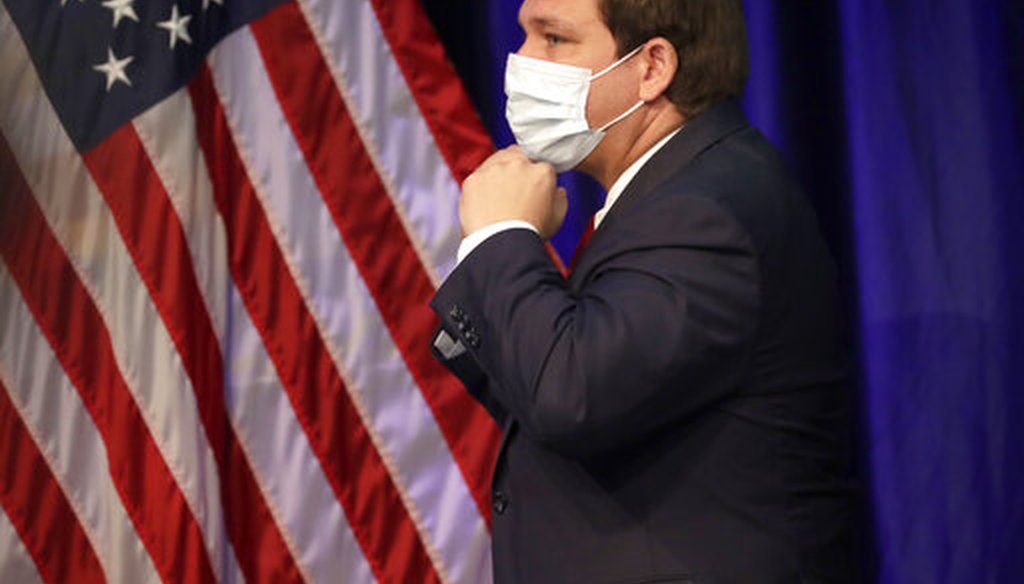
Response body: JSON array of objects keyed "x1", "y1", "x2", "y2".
[{"x1": 568, "y1": 216, "x2": 596, "y2": 274}]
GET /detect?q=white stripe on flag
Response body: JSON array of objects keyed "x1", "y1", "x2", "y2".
[
  {"x1": 132, "y1": 67, "x2": 375, "y2": 582},
  {"x1": 0, "y1": 10, "x2": 241, "y2": 581},
  {"x1": 0, "y1": 264, "x2": 161, "y2": 584},
  {"x1": 132, "y1": 92, "x2": 230, "y2": 348},
  {"x1": 0, "y1": 505, "x2": 43, "y2": 584},
  {"x1": 298, "y1": 0, "x2": 464, "y2": 283},
  {"x1": 225, "y1": 283, "x2": 376, "y2": 584},
  {"x1": 208, "y1": 25, "x2": 491, "y2": 583}
]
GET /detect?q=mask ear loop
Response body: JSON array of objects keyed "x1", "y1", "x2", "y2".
[
  {"x1": 597, "y1": 100, "x2": 645, "y2": 132},
  {"x1": 589, "y1": 44, "x2": 646, "y2": 81},
  {"x1": 590, "y1": 43, "x2": 648, "y2": 132}
]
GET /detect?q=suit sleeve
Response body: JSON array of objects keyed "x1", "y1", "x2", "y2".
[
  {"x1": 430, "y1": 327, "x2": 509, "y2": 426},
  {"x1": 430, "y1": 192, "x2": 760, "y2": 459}
]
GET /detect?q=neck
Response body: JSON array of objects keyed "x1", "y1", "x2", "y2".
[{"x1": 584, "y1": 103, "x2": 686, "y2": 190}]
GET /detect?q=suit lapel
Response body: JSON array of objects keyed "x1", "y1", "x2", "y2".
[{"x1": 569, "y1": 99, "x2": 751, "y2": 290}]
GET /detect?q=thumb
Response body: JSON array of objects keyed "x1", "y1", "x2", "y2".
[
  {"x1": 545, "y1": 187, "x2": 569, "y2": 239},
  {"x1": 554, "y1": 187, "x2": 569, "y2": 215}
]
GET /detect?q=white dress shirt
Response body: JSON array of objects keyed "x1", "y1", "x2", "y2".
[{"x1": 456, "y1": 127, "x2": 683, "y2": 265}]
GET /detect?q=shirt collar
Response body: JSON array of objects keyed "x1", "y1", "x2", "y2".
[{"x1": 593, "y1": 127, "x2": 683, "y2": 229}]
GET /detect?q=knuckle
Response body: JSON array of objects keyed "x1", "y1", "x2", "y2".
[{"x1": 531, "y1": 162, "x2": 554, "y2": 183}]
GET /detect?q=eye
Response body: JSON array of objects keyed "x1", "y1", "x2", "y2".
[{"x1": 544, "y1": 34, "x2": 565, "y2": 47}]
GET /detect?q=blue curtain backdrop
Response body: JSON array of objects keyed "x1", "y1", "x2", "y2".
[{"x1": 420, "y1": 1, "x2": 1024, "y2": 582}]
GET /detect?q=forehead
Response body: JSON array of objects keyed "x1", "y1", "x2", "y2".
[{"x1": 518, "y1": 0, "x2": 605, "y2": 32}]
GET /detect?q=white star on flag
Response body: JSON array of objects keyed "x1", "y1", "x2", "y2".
[
  {"x1": 202, "y1": 0, "x2": 223, "y2": 11},
  {"x1": 157, "y1": 5, "x2": 193, "y2": 49},
  {"x1": 101, "y1": 0, "x2": 139, "y2": 28},
  {"x1": 92, "y1": 47, "x2": 133, "y2": 91}
]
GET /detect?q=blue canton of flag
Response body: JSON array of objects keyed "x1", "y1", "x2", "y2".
[{"x1": 4, "y1": 0, "x2": 284, "y2": 150}]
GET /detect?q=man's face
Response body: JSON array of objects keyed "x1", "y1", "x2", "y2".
[{"x1": 515, "y1": 0, "x2": 640, "y2": 134}]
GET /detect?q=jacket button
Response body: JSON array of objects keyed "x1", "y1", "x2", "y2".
[
  {"x1": 449, "y1": 306, "x2": 466, "y2": 323},
  {"x1": 492, "y1": 491, "x2": 508, "y2": 515}
]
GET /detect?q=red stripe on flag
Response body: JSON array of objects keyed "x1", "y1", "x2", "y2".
[
  {"x1": 249, "y1": 1, "x2": 501, "y2": 526},
  {"x1": 366, "y1": 0, "x2": 494, "y2": 183},
  {"x1": 0, "y1": 134, "x2": 217, "y2": 584},
  {"x1": 187, "y1": 65, "x2": 442, "y2": 584},
  {"x1": 81, "y1": 126, "x2": 303, "y2": 584},
  {"x1": 0, "y1": 381, "x2": 105, "y2": 584}
]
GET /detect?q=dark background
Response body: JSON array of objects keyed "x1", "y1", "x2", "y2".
[{"x1": 421, "y1": 1, "x2": 1024, "y2": 582}]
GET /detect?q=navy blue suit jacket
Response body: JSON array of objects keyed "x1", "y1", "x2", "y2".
[{"x1": 431, "y1": 100, "x2": 859, "y2": 584}]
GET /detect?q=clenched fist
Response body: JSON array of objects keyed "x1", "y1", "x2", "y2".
[{"x1": 459, "y1": 147, "x2": 569, "y2": 240}]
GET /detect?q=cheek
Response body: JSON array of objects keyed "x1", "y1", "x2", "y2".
[{"x1": 585, "y1": 78, "x2": 634, "y2": 127}]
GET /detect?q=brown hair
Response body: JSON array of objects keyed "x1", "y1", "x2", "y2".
[{"x1": 599, "y1": 0, "x2": 749, "y2": 118}]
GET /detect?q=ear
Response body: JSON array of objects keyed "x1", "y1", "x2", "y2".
[{"x1": 637, "y1": 37, "x2": 678, "y2": 102}]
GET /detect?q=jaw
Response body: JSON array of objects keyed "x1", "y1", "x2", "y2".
[{"x1": 577, "y1": 101, "x2": 686, "y2": 190}]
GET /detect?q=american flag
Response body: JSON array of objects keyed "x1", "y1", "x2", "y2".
[{"x1": 0, "y1": 0, "x2": 503, "y2": 582}]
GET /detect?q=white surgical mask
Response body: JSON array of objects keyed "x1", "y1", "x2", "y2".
[{"x1": 505, "y1": 46, "x2": 645, "y2": 172}]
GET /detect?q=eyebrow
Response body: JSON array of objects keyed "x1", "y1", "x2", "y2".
[{"x1": 521, "y1": 15, "x2": 577, "y2": 33}]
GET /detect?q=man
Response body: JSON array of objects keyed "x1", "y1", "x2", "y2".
[{"x1": 430, "y1": 1, "x2": 859, "y2": 582}]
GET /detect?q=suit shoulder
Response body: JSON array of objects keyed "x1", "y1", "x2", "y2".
[{"x1": 650, "y1": 127, "x2": 813, "y2": 259}]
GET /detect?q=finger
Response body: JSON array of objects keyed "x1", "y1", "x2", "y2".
[
  {"x1": 542, "y1": 187, "x2": 569, "y2": 240},
  {"x1": 480, "y1": 146, "x2": 528, "y2": 168},
  {"x1": 554, "y1": 187, "x2": 569, "y2": 215}
]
